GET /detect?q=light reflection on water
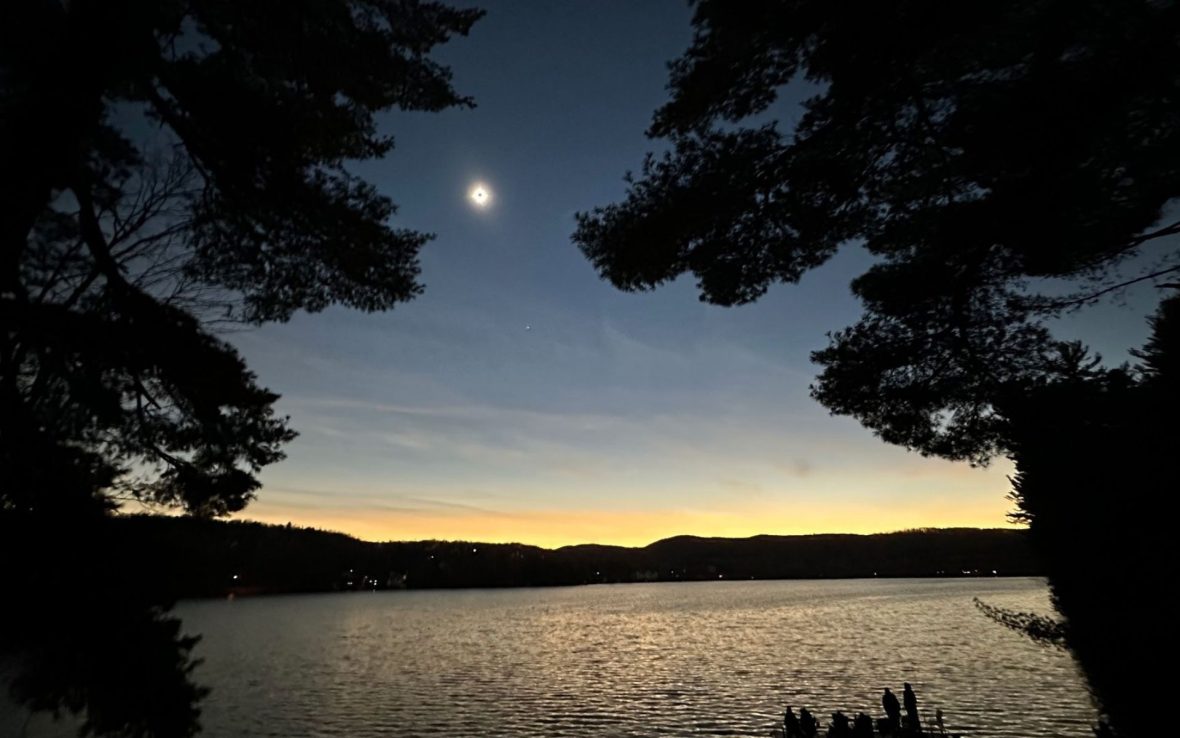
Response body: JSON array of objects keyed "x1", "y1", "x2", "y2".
[{"x1": 16, "y1": 578, "x2": 1097, "y2": 737}]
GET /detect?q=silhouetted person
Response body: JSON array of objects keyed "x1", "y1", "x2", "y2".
[
  {"x1": 852, "y1": 712, "x2": 874, "y2": 738},
  {"x1": 882, "y1": 688, "x2": 901, "y2": 733},
  {"x1": 903, "y1": 683, "x2": 920, "y2": 733},
  {"x1": 800, "y1": 707, "x2": 819, "y2": 738},
  {"x1": 827, "y1": 711, "x2": 851, "y2": 738},
  {"x1": 784, "y1": 706, "x2": 802, "y2": 738},
  {"x1": 934, "y1": 709, "x2": 946, "y2": 736}
]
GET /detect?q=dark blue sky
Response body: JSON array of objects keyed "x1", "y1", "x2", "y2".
[{"x1": 228, "y1": 0, "x2": 1162, "y2": 546}]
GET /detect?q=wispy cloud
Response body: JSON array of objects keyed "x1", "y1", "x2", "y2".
[{"x1": 261, "y1": 485, "x2": 524, "y2": 519}]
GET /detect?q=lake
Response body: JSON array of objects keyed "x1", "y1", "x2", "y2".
[{"x1": 8, "y1": 578, "x2": 1095, "y2": 737}]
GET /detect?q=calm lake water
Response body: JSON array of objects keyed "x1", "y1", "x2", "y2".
[{"x1": 8, "y1": 578, "x2": 1094, "y2": 737}]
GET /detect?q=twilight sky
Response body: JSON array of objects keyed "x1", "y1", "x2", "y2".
[{"x1": 225, "y1": 0, "x2": 1162, "y2": 547}]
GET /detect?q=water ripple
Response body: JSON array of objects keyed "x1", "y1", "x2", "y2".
[{"x1": 60, "y1": 579, "x2": 1097, "y2": 737}]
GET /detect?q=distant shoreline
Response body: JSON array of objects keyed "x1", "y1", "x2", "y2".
[
  {"x1": 108, "y1": 515, "x2": 1042, "y2": 600},
  {"x1": 195, "y1": 574, "x2": 1048, "y2": 605}
]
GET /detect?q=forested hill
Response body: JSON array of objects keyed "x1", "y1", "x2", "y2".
[{"x1": 100, "y1": 516, "x2": 1041, "y2": 599}]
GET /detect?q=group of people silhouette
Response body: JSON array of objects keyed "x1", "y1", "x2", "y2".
[{"x1": 783, "y1": 683, "x2": 938, "y2": 737}]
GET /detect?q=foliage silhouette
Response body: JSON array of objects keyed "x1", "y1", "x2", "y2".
[
  {"x1": 2, "y1": 0, "x2": 482, "y2": 517},
  {"x1": 997, "y1": 294, "x2": 1178, "y2": 738},
  {"x1": 2, "y1": 519, "x2": 209, "y2": 738},
  {"x1": 573, "y1": 2, "x2": 1178, "y2": 735},
  {"x1": 1, "y1": 1, "x2": 482, "y2": 734},
  {"x1": 972, "y1": 598, "x2": 1067, "y2": 650}
]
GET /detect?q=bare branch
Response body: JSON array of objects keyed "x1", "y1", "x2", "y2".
[{"x1": 1021, "y1": 264, "x2": 1180, "y2": 312}]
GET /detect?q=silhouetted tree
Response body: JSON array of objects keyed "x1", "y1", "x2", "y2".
[
  {"x1": 573, "y1": 2, "x2": 1178, "y2": 735},
  {"x1": 2, "y1": 518, "x2": 209, "y2": 738},
  {"x1": 2, "y1": 0, "x2": 482, "y2": 517},
  {"x1": 996, "y1": 294, "x2": 1178, "y2": 738},
  {"x1": 1, "y1": 1, "x2": 482, "y2": 734}
]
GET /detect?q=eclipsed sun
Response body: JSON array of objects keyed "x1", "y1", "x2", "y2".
[{"x1": 468, "y1": 183, "x2": 492, "y2": 209}]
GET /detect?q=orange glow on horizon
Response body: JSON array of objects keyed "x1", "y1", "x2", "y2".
[{"x1": 236, "y1": 495, "x2": 1019, "y2": 550}]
